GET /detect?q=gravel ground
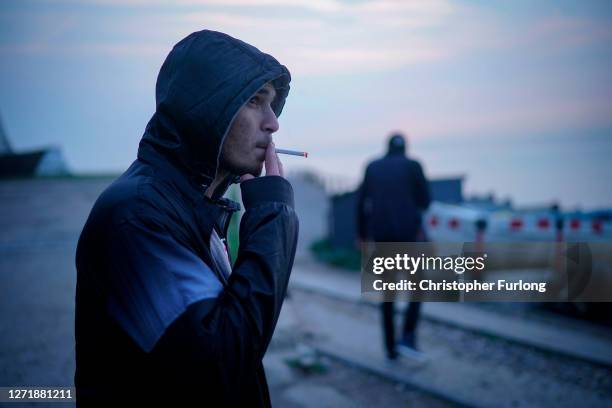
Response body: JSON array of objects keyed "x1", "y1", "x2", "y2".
[
  {"x1": 266, "y1": 337, "x2": 458, "y2": 408},
  {"x1": 287, "y1": 288, "x2": 612, "y2": 407}
]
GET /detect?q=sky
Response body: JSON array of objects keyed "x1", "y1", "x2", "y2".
[{"x1": 1, "y1": 0, "x2": 611, "y2": 209}]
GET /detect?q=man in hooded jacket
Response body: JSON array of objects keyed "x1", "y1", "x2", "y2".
[{"x1": 74, "y1": 30, "x2": 298, "y2": 406}]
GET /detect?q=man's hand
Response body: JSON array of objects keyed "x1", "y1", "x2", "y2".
[{"x1": 240, "y1": 142, "x2": 284, "y2": 182}]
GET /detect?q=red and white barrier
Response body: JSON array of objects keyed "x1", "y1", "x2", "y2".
[
  {"x1": 424, "y1": 202, "x2": 611, "y2": 243},
  {"x1": 564, "y1": 217, "x2": 610, "y2": 242},
  {"x1": 423, "y1": 202, "x2": 487, "y2": 242}
]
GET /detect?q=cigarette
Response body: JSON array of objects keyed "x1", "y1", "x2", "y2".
[{"x1": 275, "y1": 148, "x2": 308, "y2": 158}]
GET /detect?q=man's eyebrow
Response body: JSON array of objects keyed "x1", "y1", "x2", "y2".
[{"x1": 256, "y1": 87, "x2": 276, "y2": 98}]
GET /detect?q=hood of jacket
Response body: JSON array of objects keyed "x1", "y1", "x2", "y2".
[{"x1": 137, "y1": 29, "x2": 291, "y2": 194}]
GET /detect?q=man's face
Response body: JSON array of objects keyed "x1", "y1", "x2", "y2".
[{"x1": 219, "y1": 82, "x2": 279, "y2": 177}]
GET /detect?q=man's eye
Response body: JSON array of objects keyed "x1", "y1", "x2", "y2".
[{"x1": 249, "y1": 96, "x2": 259, "y2": 105}]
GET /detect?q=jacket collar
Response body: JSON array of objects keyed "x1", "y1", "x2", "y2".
[{"x1": 138, "y1": 140, "x2": 241, "y2": 223}]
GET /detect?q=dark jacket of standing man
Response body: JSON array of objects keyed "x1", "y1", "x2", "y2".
[
  {"x1": 74, "y1": 30, "x2": 299, "y2": 406},
  {"x1": 357, "y1": 134, "x2": 431, "y2": 243}
]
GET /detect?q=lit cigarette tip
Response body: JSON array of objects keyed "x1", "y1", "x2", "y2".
[{"x1": 275, "y1": 148, "x2": 308, "y2": 158}]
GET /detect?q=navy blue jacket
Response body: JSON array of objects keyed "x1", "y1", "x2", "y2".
[
  {"x1": 75, "y1": 30, "x2": 298, "y2": 406},
  {"x1": 357, "y1": 149, "x2": 430, "y2": 242}
]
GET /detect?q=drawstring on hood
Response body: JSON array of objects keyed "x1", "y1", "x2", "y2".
[{"x1": 138, "y1": 30, "x2": 291, "y2": 195}]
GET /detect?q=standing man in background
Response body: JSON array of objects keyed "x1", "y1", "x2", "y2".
[{"x1": 356, "y1": 133, "x2": 431, "y2": 360}]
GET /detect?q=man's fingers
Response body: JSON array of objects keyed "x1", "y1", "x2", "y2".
[
  {"x1": 277, "y1": 154, "x2": 284, "y2": 177},
  {"x1": 241, "y1": 141, "x2": 283, "y2": 182},
  {"x1": 265, "y1": 142, "x2": 282, "y2": 176}
]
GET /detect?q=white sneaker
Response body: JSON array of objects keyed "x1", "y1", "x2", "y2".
[{"x1": 396, "y1": 344, "x2": 428, "y2": 363}]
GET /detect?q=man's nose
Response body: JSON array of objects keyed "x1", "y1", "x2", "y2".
[{"x1": 262, "y1": 108, "x2": 279, "y2": 133}]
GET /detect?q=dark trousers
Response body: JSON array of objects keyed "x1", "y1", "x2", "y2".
[{"x1": 381, "y1": 301, "x2": 421, "y2": 354}]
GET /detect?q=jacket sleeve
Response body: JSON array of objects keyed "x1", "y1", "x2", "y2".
[
  {"x1": 150, "y1": 176, "x2": 299, "y2": 391},
  {"x1": 414, "y1": 162, "x2": 431, "y2": 211},
  {"x1": 356, "y1": 165, "x2": 370, "y2": 240}
]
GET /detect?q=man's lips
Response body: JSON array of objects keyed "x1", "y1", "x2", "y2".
[
  {"x1": 255, "y1": 145, "x2": 267, "y2": 161},
  {"x1": 256, "y1": 136, "x2": 272, "y2": 150}
]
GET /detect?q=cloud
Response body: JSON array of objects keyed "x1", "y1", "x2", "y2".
[
  {"x1": 11, "y1": 1, "x2": 612, "y2": 72},
  {"x1": 279, "y1": 46, "x2": 447, "y2": 75},
  {"x1": 522, "y1": 15, "x2": 612, "y2": 49},
  {"x1": 383, "y1": 93, "x2": 612, "y2": 143},
  {"x1": 20, "y1": 0, "x2": 608, "y2": 79},
  {"x1": 37, "y1": 0, "x2": 448, "y2": 15},
  {"x1": 10, "y1": 0, "x2": 460, "y2": 75}
]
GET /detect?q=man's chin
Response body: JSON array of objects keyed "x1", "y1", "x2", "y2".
[{"x1": 253, "y1": 166, "x2": 264, "y2": 177}]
